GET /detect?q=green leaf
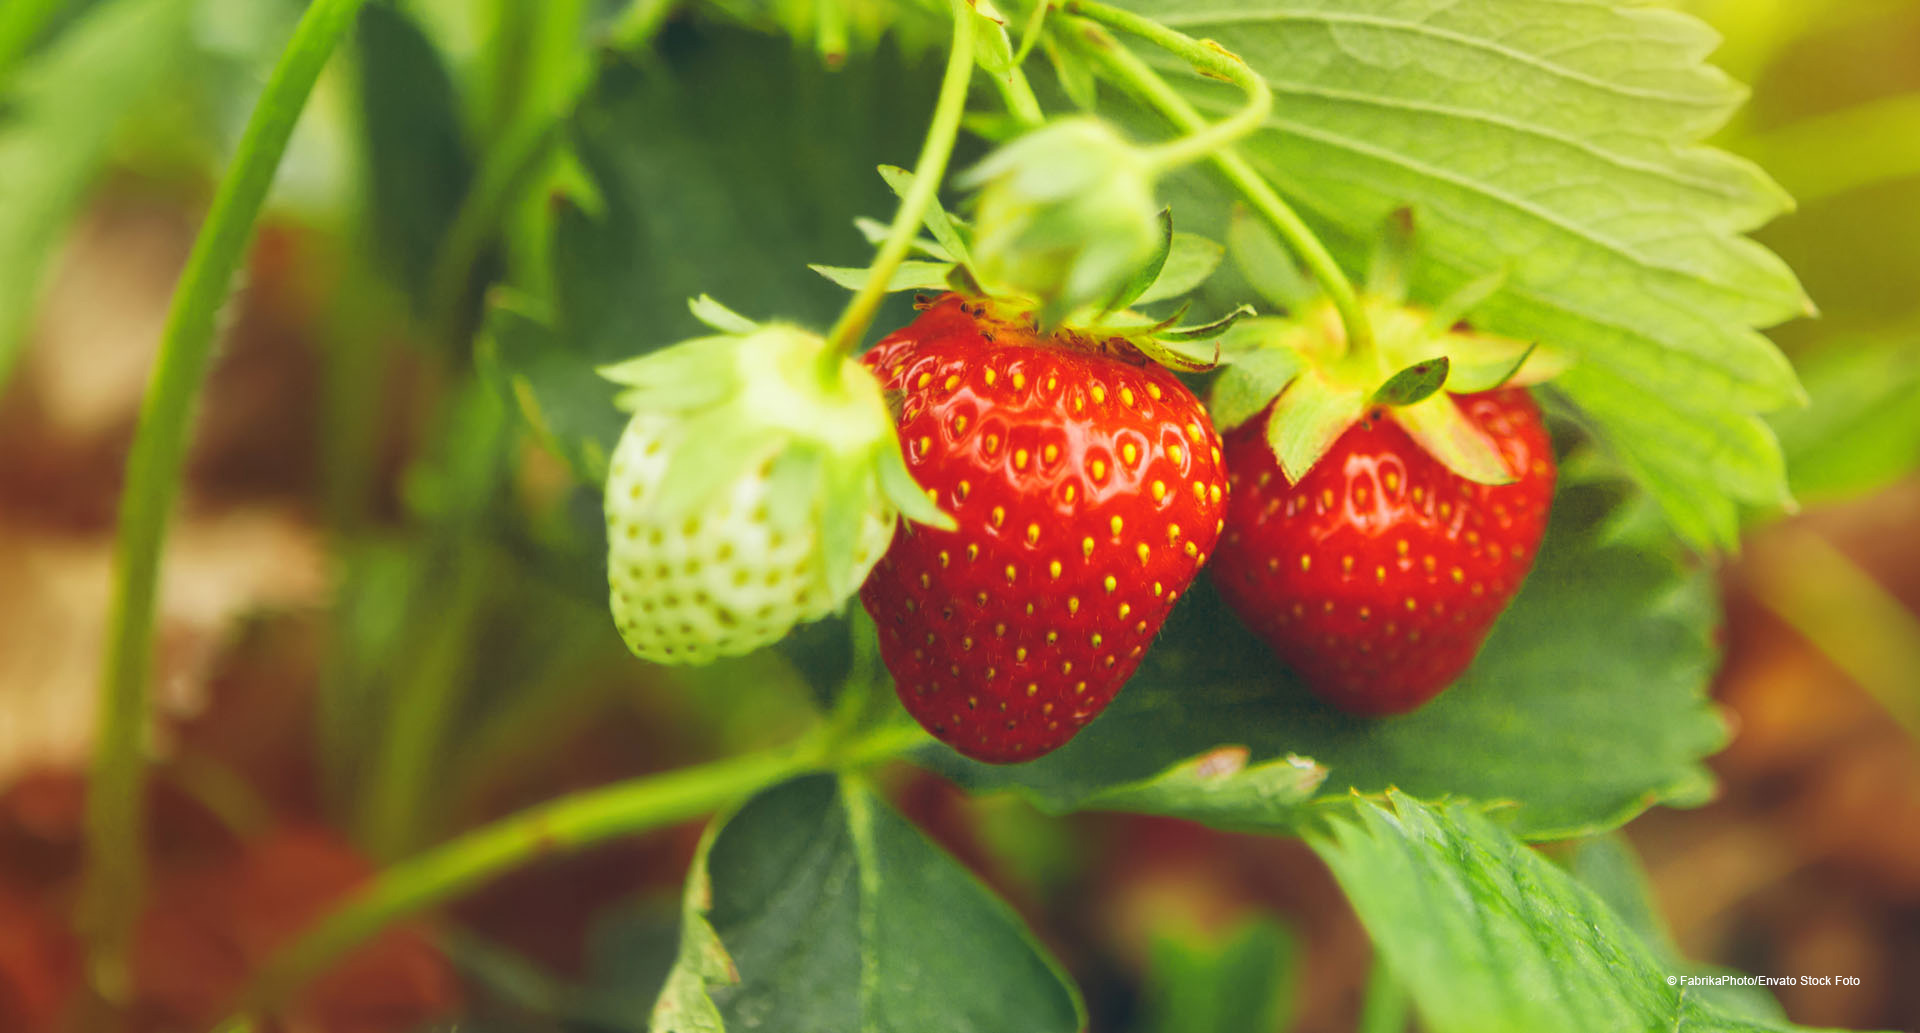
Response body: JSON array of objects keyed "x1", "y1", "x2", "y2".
[
  {"x1": 353, "y1": 3, "x2": 474, "y2": 313},
  {"x1": 1565, "y1": 835, "x2": 1791, "y2": 1024},
  {"x1": 479, "y1": 299, "x2": 622, "y2": 484},
  {"x1": 554, "y1": 32, "x2": 947, "y2": 360},
  {"x1": 810, "y1": 260, "x2": 957, "y2": 292},
  {"x1": 653, "y1": 775, "x2": 1084, "y2": 1033},
  {"x1": 651, "y1": 821, "x2": 735, "y2": 1033},
  {"x1": 1309, "y1": 795, "x2": 1872, "y2": 1033},
  {"x1": 923, "y1": 480, "x2": 1728, "y2": 840},
  {"x1": 1117, "y1": 0, "x2": 1810, "y2": 549},
  {"x1": 485, "y1": 27, "x2": 950, "y2": 471},
  {"x1": 1370, "y1": 356, "x2": 1449, "y2": 407},
  {"x1": 1134, "y1": 231, "x2": 1226, "y2": 306},
  {"x1": 1137, "y1": 916, "x2": 1296, "y2": 1033},
  {"x1": 0, "y1": 0, "x2": 192, "y2": 390}
]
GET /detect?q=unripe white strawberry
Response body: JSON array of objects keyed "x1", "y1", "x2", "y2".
[{"x1": 601, "y1": 299, "x2": 949, "y2": 665}]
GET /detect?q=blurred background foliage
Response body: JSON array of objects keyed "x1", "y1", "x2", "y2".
[{"x1": 0, "y1": 0, "x2": 1916, "y2": 1030}]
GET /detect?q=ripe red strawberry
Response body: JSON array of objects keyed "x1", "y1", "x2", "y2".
[
  {"x1": 1212, "y1": 388, "x2": 1554, "y2": 715},
  {"x1": 860, "y1": 295, "x2": 1229, "y2": 763}
]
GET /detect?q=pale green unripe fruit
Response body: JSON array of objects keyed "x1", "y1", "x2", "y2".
[{"x1": 601, "y1": 325, "x2": 909, "y2": 665}]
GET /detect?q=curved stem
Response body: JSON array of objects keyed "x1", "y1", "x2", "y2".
[
  {"x1": 1064, "y1": 13, "x2": 1373, "y2": 353},
  {"x1": 821, "y1": 0, "x2": 977, "y2": 361},
  {"x1": 81, "y1": 0, "x2": 371, "y2": 1004},
  {"x1": 1061, "y1": 0, "x2": 1270, "y2": 175},
  {"x1": 211, "y1": 721, "x2": 928, "y2": 1030},
  {"x1": 996, "y1": 64, "x2": 1045, "y2": 129}
]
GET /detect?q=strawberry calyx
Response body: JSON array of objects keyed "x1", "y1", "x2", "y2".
[
  {"x1": 598, "y1": 295, "x2": 954, "y2": 602},
  {"x1": 816, "y1": 167, "x2": 1251, "y2": 377},
  {"x1": 1211, "y1": 213, "x2": 1571, "y2": 486}
]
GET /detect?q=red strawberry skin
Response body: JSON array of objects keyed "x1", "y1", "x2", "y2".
[
  {"x1": 861, "y1": 296, "x2": 1229, "y2": 763},
  {"x1": 1212, "y1": 389, "x2": 1555, "y2": 715}
]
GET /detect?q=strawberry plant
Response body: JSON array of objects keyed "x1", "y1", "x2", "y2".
[{"x1": 7, "y1": 0, "x2": 1917, "y2": 1031}]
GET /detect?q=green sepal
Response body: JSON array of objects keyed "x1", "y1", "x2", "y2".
[
  {"x1": 1106, "y1": 208, "x2": 1174, "y2": 313},
  {"x1": 597, "y1": 334, "x2": 737, "y2": 392},
  {"x1": 1389, "y1": 394, "x2": 1516, "y2": 486},
  {"x1": 816, "y1": 448, "x2": 873, "y2": 601},
  {"x1": 651, "y1": 409, "x2": 777, "y2": 522},
  {"x1": 878, "y1": 164, "x2": 972, "y2": 268},
  {"x1": 762, "y1": 442, "x2": 827, "y2": 539},
  {"x1": 970, "y1": 0, "x2": 1015, "y2": 79},
  {"x1": 1135, "y1": 232, "x2": 1225, "y2": 308},
  {"x1": 946, "y1": 261, "x2": 986, "y2": 296},
  {"x1": 1156, "y1": 303, "x2": 1254, "y2": 342},
  {"x1": 1228, "y1": 206, "x2": 1317, "y2": 313},
  {"x1": 1011, "y1": 0, "x2": 1048, "y2": 64},
  {"x1": 878, "y1": 434, "x2": 955, "y2": 531},
  {"x1": 1079, "y1": 747, "x2": 1326, "y2": 832},
  {"x1": 1446, "y1": 334, "x2": 1569, "y2": 391},
  {"x1": 853, "y1": 216, "x2": 952, "y2": 261},
  {"x1": 811, "y1": 261, "x2": 956, "y2": 293},
  {"x1": 689, "y1": 293, "x2": 759, "y2": 334},
  {"x1": 1130, "y1": 333, "x2": 1219, "y2": 374},
  {"x1": 610, "y1": 376, "x2": 733, "y2": 416},
  {"x1": 1264, "y1": 372, "x2": 1368, "y2": 483},
  {"x1": 1421, "y1": 268, "x2": 1508, "y2": 339},
  {"x1": 1041, "y1": 33, "x2": 1098, "y2": 111},
  {"x1": 1365, "y1": 207, "x2": 1416, "y2": 304},
  {"x1": 1210, "y1": 347, "x2": 1305, "y2": 432},
  {"x1": 1370, "y1": 356, "x2": 1450, "y2": 408}
]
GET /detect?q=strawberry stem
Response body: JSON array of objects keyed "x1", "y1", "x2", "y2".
[
  {"x1": 1061, "y1": 12, "x2": 1376, "y2": 355},
  {"x1": 206, "y1": 720, "x2": 931, "y2": 1031},
  {"x1": 81, "y1": 0, "x2": 372, "y2": 1010},
  {"x1": 1060, "y1": 0, "x2": 1271, "y2": 176},
  {"x1": 821, "y1": 0, "x2": 978, "y2": 366},
  {"x1": 995, "y1": 62, "x2": 1047, "y2": 129}
]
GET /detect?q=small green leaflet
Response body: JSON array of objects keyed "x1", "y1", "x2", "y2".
[
  {"x1": 1369, "y1": 356, "x2": 1448, "y2": 407},
  {"x1": 651, "y1": 775, "x2": 1084, "y2": 1033},
  {"x1": 1116, "y1": 0, "x2": 1810, "y2": 549},
  {"x1": 1309, "y1": 794, "x2": 1887, "y2": 1033}
]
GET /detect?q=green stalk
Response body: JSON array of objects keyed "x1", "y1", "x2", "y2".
[
  {"x1": 996, "y1": 64, "x2": 1045, "y2": 128},
  {"x1": 1063, "y1": 9, "x2": 1373, "y2": 352},
  {"x1": 1060, "y1": 0, "x2": 1269, "y2": 175},
  {"x1": 821, "y1": 0, "x2": 977, "y2": 362},
  {"x1": 82, "y1": 0, "x2": 371, "y2": 1002},
  {"x1": 211, "y1": 722, "x2": 928, "y2": 1029}
]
